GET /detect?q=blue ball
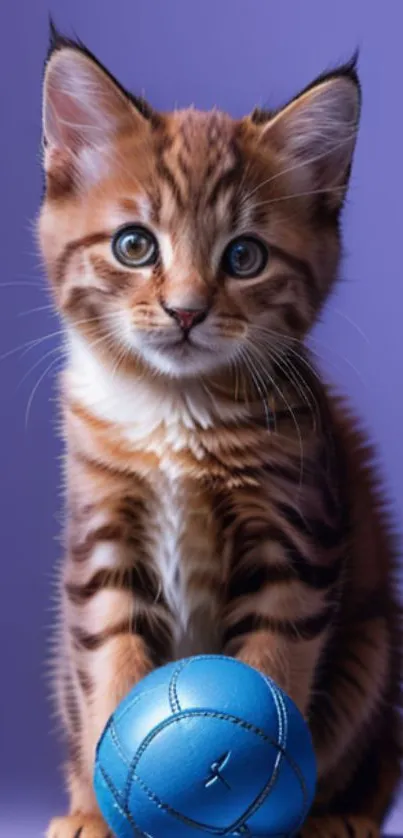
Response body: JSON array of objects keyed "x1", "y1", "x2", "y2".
[{"x1": 94, "y1": 655, "x2": 316, "y2": 837}]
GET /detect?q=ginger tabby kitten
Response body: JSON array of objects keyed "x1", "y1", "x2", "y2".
[{"x1": 39, "y1": 28, "x2": 401, "y2": 838}]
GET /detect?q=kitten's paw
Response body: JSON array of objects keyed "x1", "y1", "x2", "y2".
[{"x1": 47, "y1": 814, "x2": 112, "y2": 838}]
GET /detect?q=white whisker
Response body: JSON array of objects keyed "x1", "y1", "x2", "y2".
[
  {"x1": 328, "y1": 306, "x2": 370, "y2": 344},
  {"x1": 0, "y1": 330, "x2": 64, "y2": 363},
  {"x1": 249, "y1": 185, "x2": 345, "y2": 211},
  {"x1": 0, "y1": 281, "x2": 45, "y2": 290},
  {"x1": 251, "y1": 326, "x2": 320, "y2": 422},
  {"x1": 243, "y1": 341, "x2": 304, "y2": 489},
  {"x1": 19, "y1": 304, "x2": 56, "y2": 317},
  {"x1": 25, "y1": 354, "x2": 64, "y2": 430},
  {"x1": 240, "y1": 345, "x2": 272, "y2": 431},
  {"x1": 17, "y1": 346, "x2": 64, "y2": 392}
]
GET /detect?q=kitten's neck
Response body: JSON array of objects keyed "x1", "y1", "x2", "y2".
[{"x1": 65, "y1": 330, "x2": 251, "y2": 433}]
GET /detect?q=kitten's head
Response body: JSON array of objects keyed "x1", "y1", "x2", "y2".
[{"x1": 39, "y1": 31, "x2": 360, "y2": 380}]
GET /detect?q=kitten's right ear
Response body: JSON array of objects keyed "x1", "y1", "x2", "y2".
[
  {"x1": 42, "y1": 31, "x2": 151, "y2": 182},
  {"x1": 249, "y1": 57, "x2": 361, "y2": 213}
]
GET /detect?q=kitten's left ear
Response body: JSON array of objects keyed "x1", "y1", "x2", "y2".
[
  {"x1": 251, "y1": 58, "x2": 361, "y2": 210},
  {"x1": 43, "y1": 42, "x2": 149, "y2": 150},
  {"x1": 41, "y1": 27, "x2": 154, "y2": 188}
]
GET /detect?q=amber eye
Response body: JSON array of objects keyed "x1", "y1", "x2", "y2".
[
  {"x1": 222, "y1": 236, "x2": 269, "y2": 278},
  {"x1": 112, "y1": 226, "x2": 158, "y2": 268}
]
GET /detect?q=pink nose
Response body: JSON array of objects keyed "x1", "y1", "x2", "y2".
[{"x1": 162, "y1": 304, "x2": 208, "y2": 332}]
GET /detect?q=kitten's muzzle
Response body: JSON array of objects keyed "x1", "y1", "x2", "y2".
[{"x1": 160, "y1": 302, "x2": 209, "y2": 334}]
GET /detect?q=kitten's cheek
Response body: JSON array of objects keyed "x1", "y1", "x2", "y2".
[
  {"x1": 117, "y1": 311, "x2": 143, "y2": 351},
  {"x1": 123, "y1": 329, "x2": 148, "y2": 358}
]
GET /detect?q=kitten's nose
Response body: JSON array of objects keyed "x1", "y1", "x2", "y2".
[{"x1": 162, "y1": 303, "x2": 208, "y2": 332}]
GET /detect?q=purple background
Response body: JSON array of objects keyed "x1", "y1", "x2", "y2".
[{"x1": 1, "y1": 1, "x2": 402, "y2": 835}]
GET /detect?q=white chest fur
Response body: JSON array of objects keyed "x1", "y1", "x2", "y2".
[
  {"x1": 67, "y1": 332, "x2": 225, "y2": 657},
  {"x1": 151, "y1": 468, "x2": 221, "y2": 658}
]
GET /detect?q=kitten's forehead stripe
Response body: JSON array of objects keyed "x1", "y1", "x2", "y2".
[
  {"x1": 156, "y1": 158, "x2": 186, "y2": 212},
  {"x1": 204, "y1": 158, "x2": 243, "y2": 212},
  {"x1": 154, "y1": 111, "x2": 239, "y2": 209}
]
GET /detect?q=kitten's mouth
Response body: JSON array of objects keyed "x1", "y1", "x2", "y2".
[
  {"x1": 169, "y1": 336, "x2": 202, "y2": 353},
  {"x1": 137, "y1": 329, "x2": 233, "y2": 377},
  {"x1": 150, "y1": 330, "x2": 198, "y2": 350}
]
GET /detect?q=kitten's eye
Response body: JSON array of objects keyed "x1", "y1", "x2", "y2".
[
  {"x1": 222, "y1": 236, "x2": 269, "y2": 279},
  {"x1": 112, "y1": 226, "x2": 158, "y2": 268}
]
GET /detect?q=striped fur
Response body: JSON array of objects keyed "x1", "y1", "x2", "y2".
[{"x1": 40, "y1": 31, "x2": 401, "y2": 838}]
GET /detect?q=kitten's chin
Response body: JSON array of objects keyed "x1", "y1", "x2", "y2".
[{"x1": 137, "y1": 340, "x2": 234, "y2": 379}]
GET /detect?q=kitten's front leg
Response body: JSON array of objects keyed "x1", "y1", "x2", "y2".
[
  {"x1": 47, "y1": 464, "x2": 172, "y2": 838},
  {"x1": 224, "y1": 590, "x2": 330, "y2": 716},
  {"x1": 220, "y1": 483, "x2": 341, "y2": 716}
]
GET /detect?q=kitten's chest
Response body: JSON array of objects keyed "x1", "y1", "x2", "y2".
[{"x1": 150, "y1": 468, "x2": 223, "y2": 659}]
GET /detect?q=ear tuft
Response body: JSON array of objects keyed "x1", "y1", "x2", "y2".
[
  {"x1": 46, "y1": 18, "x2": 86, "y2": 67},
  {"x1": 48, "y1": 15, "x2": 59, "y2": 52},
  {"x1": 250, "y1": 106, "x2": 274, "y2": 126},
  {"x1": 293, "y1": 51, "x2": 361, "y2": 109}
]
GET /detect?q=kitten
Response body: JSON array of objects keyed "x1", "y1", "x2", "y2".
[{"x1": 39, "y1": 28, "x2": 401, "y2": 838}]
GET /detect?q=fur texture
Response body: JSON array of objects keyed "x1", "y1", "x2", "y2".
[{"x1": 39, "y1": 30, "x2": 401, "y2": 838}]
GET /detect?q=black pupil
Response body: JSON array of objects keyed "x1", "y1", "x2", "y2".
[
  {"x1": 124, "y1": 233, "x2": 148, "y2": 256},
  {"x1": 233, "y1": 243, "x2": 252, "y2": 269}
]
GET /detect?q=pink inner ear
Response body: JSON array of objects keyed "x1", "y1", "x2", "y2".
[
  {"x1": 45, "y1": 87, "x2": 88, "y2": 151},
  {"x1": 259, "y1": 78, "x2": 359, "y2": 194},
  {"x1": 43, "y1": 48, "x2": 150, "y2": 159},
  {"x1": 43, "y1": 50, "x2": 125, "y2": 153},
  {"x1": 45, "y1": 76, "x2": 117, "y2": 153}
]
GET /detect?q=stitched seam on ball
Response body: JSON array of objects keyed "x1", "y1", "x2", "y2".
[
  {"x1": 167, "y1": 655, "x2": 261, "y2": 715},
  {"x1": 98, "y1": 763, "x2": 150, "y2": 837},
  {"x1": 266, "y1": 681, "x2": 310, "y2": 832},
  {"x1": 124, "y1": 707, "x2": 276, "y2": 808},
  {"x1": 258, "y1": 674, "x2": 312, "y2": 833},
  {"x1": 131, "y1": 769, "x2": 234, "y2": 835},
  {"x1": 226, "y1": 684, "x2": 291, "y2": 835},
  {"x1": 257, "y1": 672, "x2": 286, "y2": 749},
  {"x1": 225, "y1": 755, "x2": 283, "y2": 835},
  {"x1": 272, "y1": 682, "x2": 288, "y2": 760},
  {"x1": 130, "y1": 761, "x2": 302, "y2": 837},
  {"x1": 124, "y1": 708, "x2": 307, "y2": 816},
  {"x1": 114, "y1": 687, "x2": 160, "y2": 725},
  {"x1": 270, "y1": 682, "x2": 314, "y2": 831},
  {"x1": 227, "y1": 682, "x2": 291, "y2": 834},
  {"x1": 269, "y1": 680, "x2": 287, "y2": 750},
  {"x1": 226, "y1": 677, "x2": 287, "y2": 833},
  {"x1": 109, "y1": 720, "x2": 131, "y2": 767},
  {"x1": 168, "y1": 658, "x2": 189, "y2": 713}
]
